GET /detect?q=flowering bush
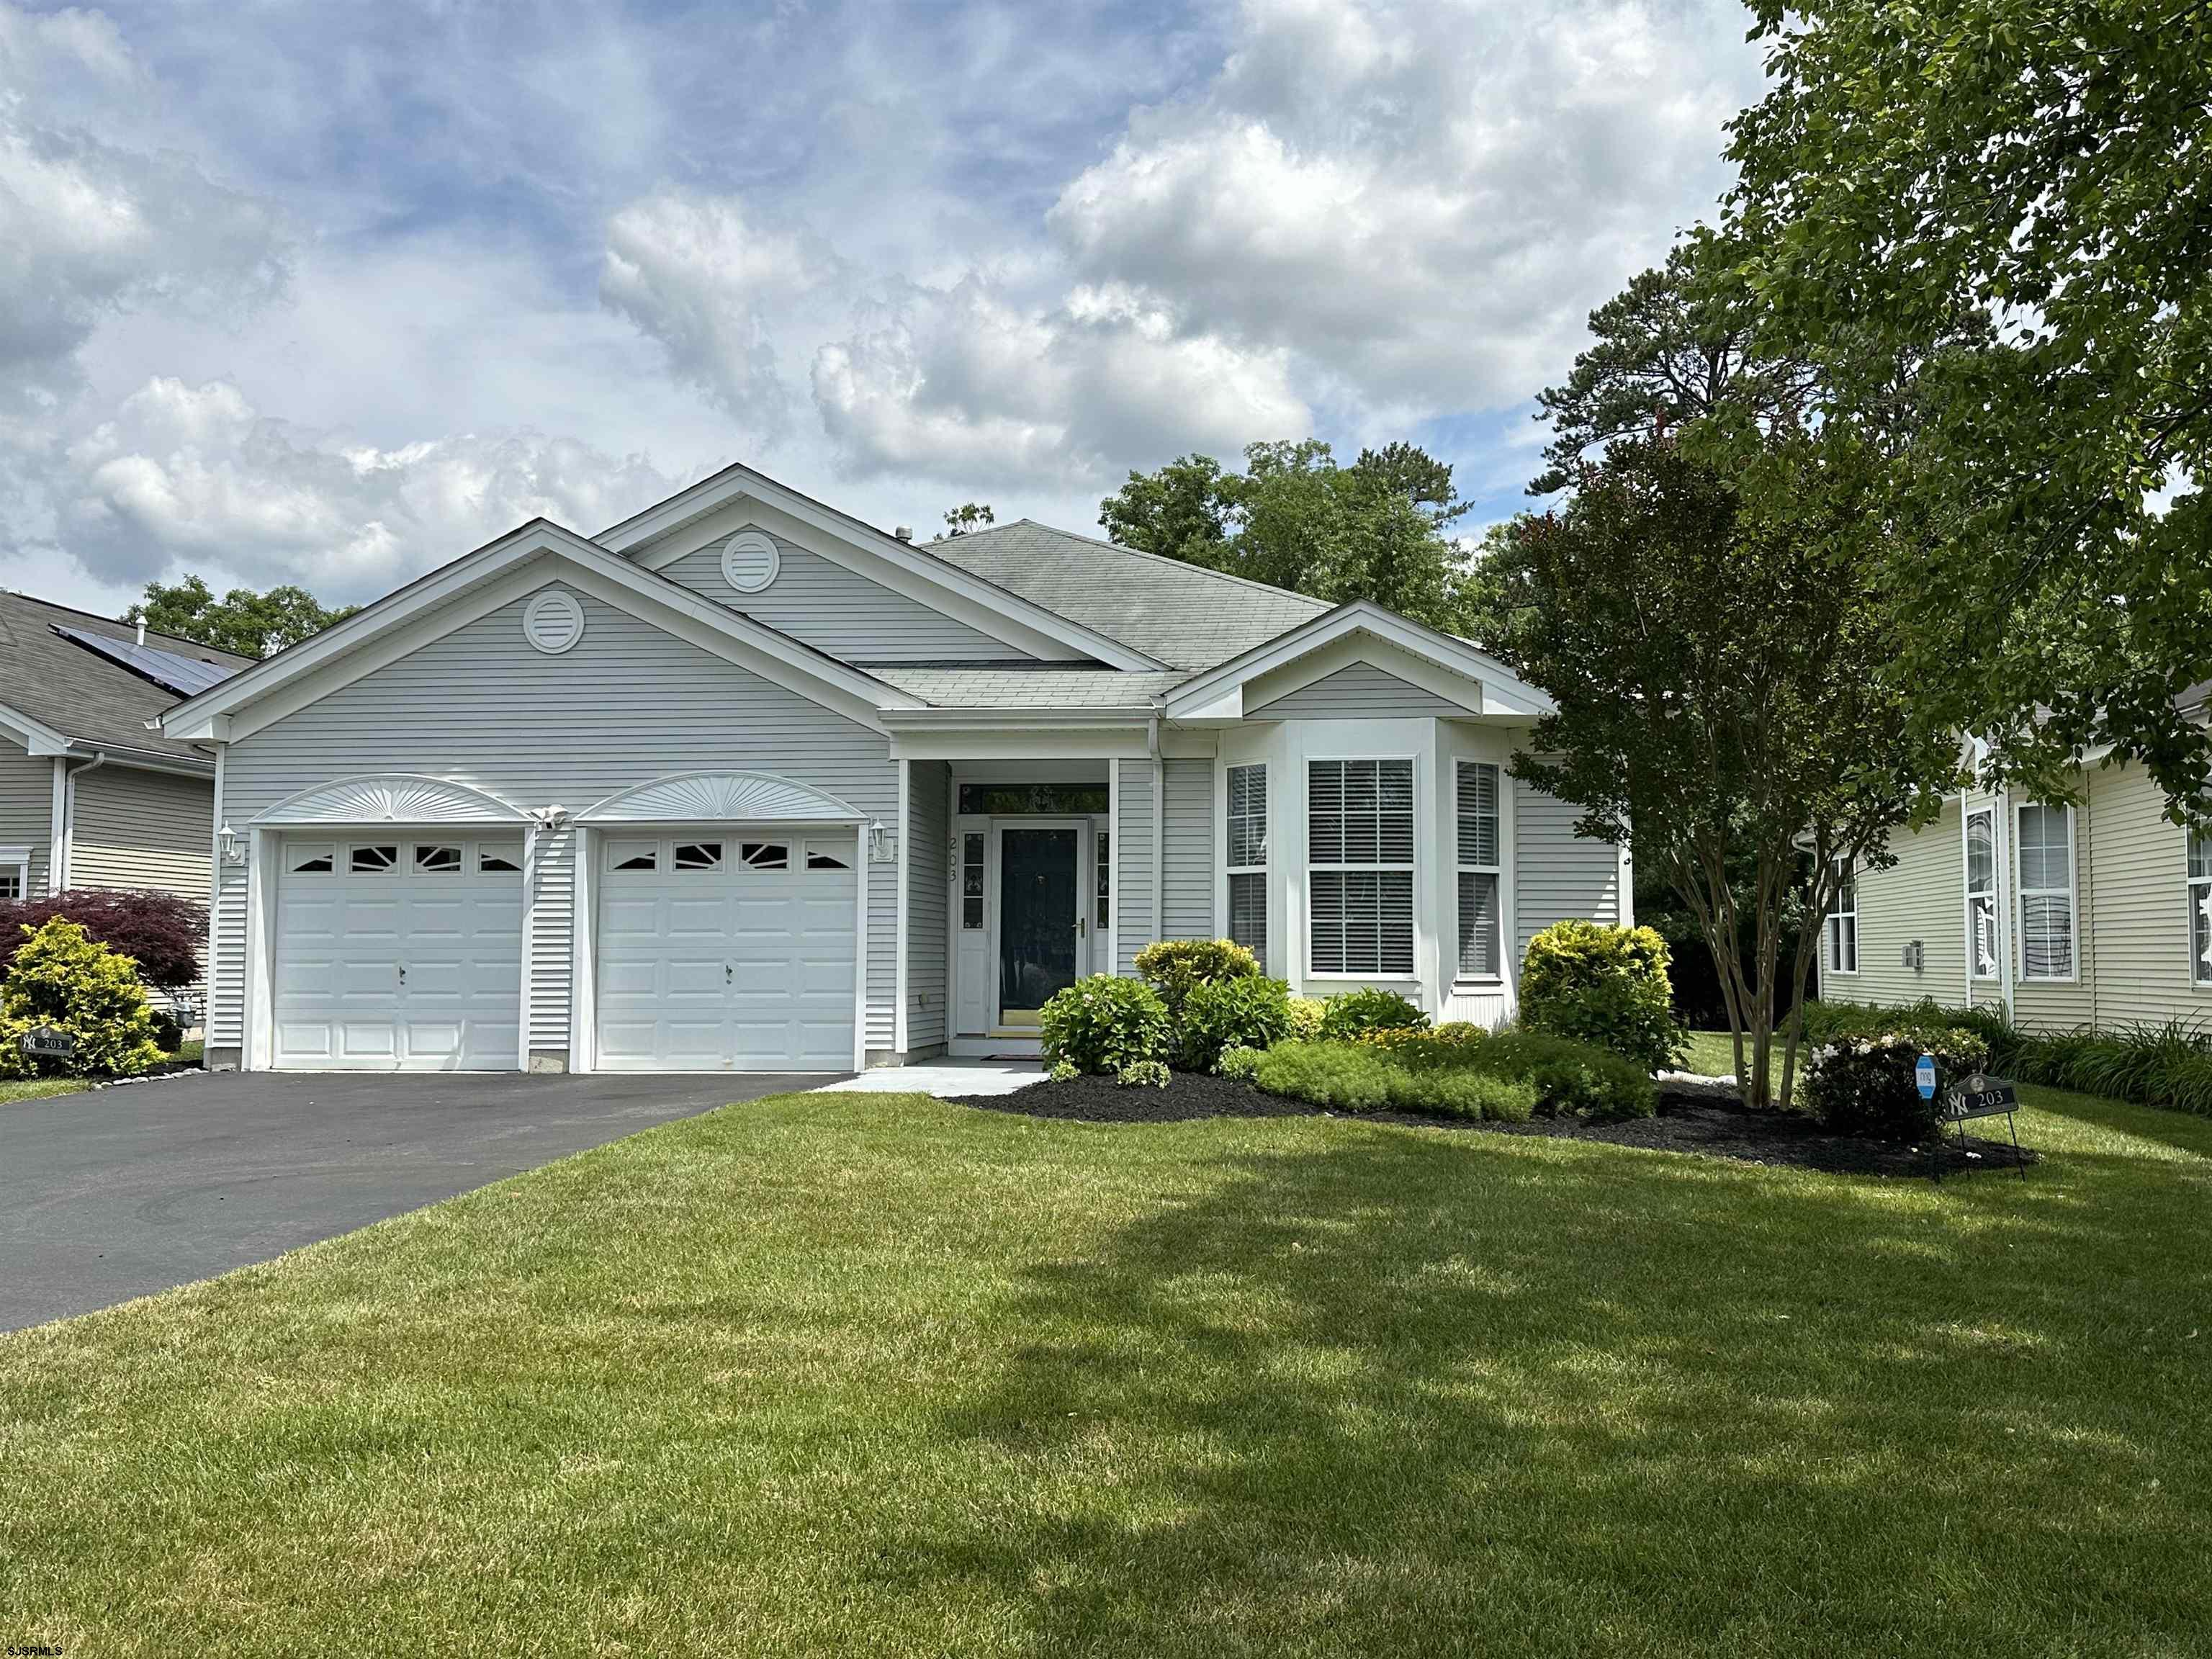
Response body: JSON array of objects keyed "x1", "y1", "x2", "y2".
[
  {"x1": 0, "y1": 918, "x2": 164, "y2": 1078},
  {"x1": 1039, "y1": 974, "x2": 1169, "y2": 1076},
  {"x1": 1803, "y1": 1025, "x2": 1991, "y2": 1142}
]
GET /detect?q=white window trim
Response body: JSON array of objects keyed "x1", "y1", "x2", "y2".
[
  {"x1": 2014, "y1": 800, "x2": 2078, "y2": 984},
  {"x1": 0, "y1": 843, "x2": 28, "y2": 902},
  {"x1": 2188, "y1": 824, "x2": 2212, "y2": 991},
  {"x1": 1826, "y1": 858, "x2": 1859, "y2": 977},
  {"x1": 1964, "y1": 803, "x2": 2000, "y2": 983},
  {"x1": 1304, "y1": 752, "x2": 1419, "y2": 981},
  {"x1": 1225, "y1": 761, "x2": 1268, "y2": 961},
  {"x1": 1453, "y1": 760, "x2": 1504, "y2": 984}
]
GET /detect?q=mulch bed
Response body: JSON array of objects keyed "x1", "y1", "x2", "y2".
[{"x1": 946, "y1": 1072, "x2": 2037, "y2": 1179}]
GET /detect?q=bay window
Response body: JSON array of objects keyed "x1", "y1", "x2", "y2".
[
  {"x1": 1308, "y1": 758, "x2": 1415, "y2": 976},
  {"x1": 1826, "y1": 860, "x2": 1858, "y2": 976},
  {"x1": 2015, "y1": 801, "x2": 2075, "y2": 980},
  {"x1": 1226, "y1": 763, "x2": 1267, "y2": 958},
  {"x1": 1455, "y1": 760, "x2": 1501, "y2": 977},
  {"x1": 1966, "y1": 806, "x2": 1998, "y2": 979}
]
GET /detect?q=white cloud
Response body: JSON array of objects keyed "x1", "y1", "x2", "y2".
[
  {"x1": 810, "y1": 275, "x2": 1309, "y2": 486},
  {"x1": 0, "y1": 4, "x2": 287, "y2": 412},
  {"x1": 1046, "y1": 0, "x2": 1762, "y2": 411},
  {"x1": 54, "y1": 377, "x2": 681, "y2": 598},
  {"x1": 599, "y1": 188, "x2": 837, "y2": 434}
]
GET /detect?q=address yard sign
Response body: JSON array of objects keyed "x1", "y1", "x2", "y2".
[
  {"x1": 1930, "y1": 1071, "x2": 2028, "y2": 1183},
  {"x1": 19, "y1": 1026, "x2": 75, "y2": 1061}
]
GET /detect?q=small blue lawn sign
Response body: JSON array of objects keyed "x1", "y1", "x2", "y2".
[{"x1": 1915, "y1": 1053, "x2": 1938, "y2": 1101}]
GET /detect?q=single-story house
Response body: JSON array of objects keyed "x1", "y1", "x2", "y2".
[
  {"x1": 1817, "y1": 740, "x2": 2212, "y2": 1029},
  {"x1": 157, "y1": 464, "x2": 1631, "y2": 1074},
  {"x1": 0, "y1": 592, "x2": 249, "y2": 909}
]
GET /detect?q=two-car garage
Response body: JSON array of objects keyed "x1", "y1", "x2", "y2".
[{"x1": 264, "y1": 806, "x2": 860, "y2": 1074}]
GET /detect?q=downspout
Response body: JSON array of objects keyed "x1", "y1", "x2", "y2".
[
  {"x1": 1148, "y1": 714, "x2": 1164, "y2": 948},
  {"x1": 58, "y1": 751, "x2": 108, "y2": 891}
]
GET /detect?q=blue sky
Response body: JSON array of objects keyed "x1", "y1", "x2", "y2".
[{"x1": 0, "y1": 0, "x2": 1764, "y2": 613}]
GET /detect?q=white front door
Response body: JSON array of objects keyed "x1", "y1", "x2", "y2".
[
  {"x1": 272, "y1": 835, "x2": 524, "y2": 1071},
  {"x1": 594, "y1": 830, "x2": 858, "y2": 1071}
]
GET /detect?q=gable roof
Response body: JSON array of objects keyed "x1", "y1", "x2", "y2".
[
  {"x1": 598, "y1": 462, "x2": 1166, "y2": 671},
  {"x1": 0, "y1": 592, "x2": 250, "y2": 767},
  {"x1": 1161, "y1": 600, "x2": 1554, "y2": 722},
  {"x1": 925, "y1": 520, "x2": 1332, "y2": 672},
  {"x1": 158, "y1": 519, "x2": 925, "y2": 743}
]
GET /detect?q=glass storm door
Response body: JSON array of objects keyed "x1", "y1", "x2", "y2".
[{"x1": 999, "y1": 827, "x2": 1080, "y2": 1025}]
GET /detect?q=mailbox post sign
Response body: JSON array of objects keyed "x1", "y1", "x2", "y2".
[{"x1": 18, "y1": 1025, "x2": 76, "y2": 1066}]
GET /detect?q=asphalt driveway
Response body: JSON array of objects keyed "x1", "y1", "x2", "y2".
[{"x1": 1, "y1": 1068, "x2": 830, "y2": 1331}]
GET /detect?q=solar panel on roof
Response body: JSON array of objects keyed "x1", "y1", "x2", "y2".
[{"x1": 50, "y1": 624, "x2": 239, "y2": 697}]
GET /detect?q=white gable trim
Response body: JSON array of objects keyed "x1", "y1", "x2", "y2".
[
  {"x1": 0, "y1": 700, "x2": 76, "y2": 756},
  {"x1": 600, "y1": 464, "x2": 1164, "y2": 671},
  {"x1": 1162, "y1": 601, "x2": 1552, "y2": 722},
  {"x1": 159, "y1": 521, "x2": 923, "y2": 743},
  {"x1": 1245, "y1": 634, "x2": 1485, "y2": 716}
]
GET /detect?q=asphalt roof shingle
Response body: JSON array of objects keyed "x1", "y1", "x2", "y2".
[
  {"x1": 0, "y1": 593, "x2": 252, "y2": 761},
  {"x1": 923, "y1": 520, "x2": 1329, "y2": 672},
  {"x1": 863, "y1": 666, "x2": 1191, "y2": 708}
]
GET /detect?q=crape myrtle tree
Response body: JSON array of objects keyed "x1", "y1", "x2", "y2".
[
  {"x1": 1724, "y1": 0, "x2": 2212, "y2": 811},
  {"x1": 1497, "y1": 433, "x2": 1956, "y2": 1107}
]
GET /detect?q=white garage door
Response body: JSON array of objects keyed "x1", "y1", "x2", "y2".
[
  {"x1": 273, "y1": 835, "x2": 523, "y2": 1071},
  {"x1": 595, "y1": 830, "x2": 858, "y2": 1071}
]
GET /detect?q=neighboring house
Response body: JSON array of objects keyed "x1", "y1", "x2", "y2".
[
  {"x1": 1817, "y1": 744, "x2": 2212, "y2": 1030},
  {"x1": 0, "y1": 593, "x2": 249, "y2": 918},
  {"x1": 157, "y1": 464, "x2": 1630, "y2": 1074}
]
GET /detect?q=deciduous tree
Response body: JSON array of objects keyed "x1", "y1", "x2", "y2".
[{"x1": 124, "y1": 577, "x2": 357, "y2": 658}]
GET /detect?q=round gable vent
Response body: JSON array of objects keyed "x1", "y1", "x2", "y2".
[
  {"x1": 720, "y1": 529, "x2": 781, "y2": 594},
  {"x1": 522, "y1": 589, "x2": 585, "y2": 655}
]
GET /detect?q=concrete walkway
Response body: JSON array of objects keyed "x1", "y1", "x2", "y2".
[{"x1": 816, "y1": 1059, "x2": 1044, "y2": 1098}]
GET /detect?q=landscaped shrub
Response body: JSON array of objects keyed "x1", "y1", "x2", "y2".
[
  {"x1": 1039, "y1": 974, "x2": 1168, "y2": 1077},
  {"x1": 1249, "y1": 1038, "x2": 1549, "y2": 1123},
  {"x1": 1357, "y1": 1021, "x2": 1489, "y2": 1066},
  {"x1": 1316, "y1": 987, "x2": 1429, "y2": 1040},
  {"x1": 1470, "y1": 1029, "x2": 1658, "y2": 1120},
  {"x1": 0, "y1": 889, "x2": 207, "y2": 994},
  {"x1": 1179, "y1": 975, "x2": 1293, "y2": 1071},
  {"x1": 1520, "y1": 919, "x2": 1686, "y2": 1073},
  {"x1": 1801, "y1": 1024, "x2": 1991, "y2": 1143},
  {"x1": 1285, "y1": 997, "x2": 1326, "y2": 1040},
  {"x1": 1115, "y1": 1058, "x2": 1171, "y2": 1089},
  {"x1": 1133, "y1": 938, "x2": 1259, "y2": 1018},
  {"x1": 0, "y1": 918, "x2": 164, "y2": 1079},
  {"x1": 1048, "y1": 1058, "x2": 1080, "y2": 1083},
  {"x1": 1215, "y1": 1045, "x2": 1265, "y2": 1082}
]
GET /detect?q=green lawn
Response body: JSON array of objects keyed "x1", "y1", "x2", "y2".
[{"x1": 4, "y1": 1085, "x2": 2208, "y2": 1655}]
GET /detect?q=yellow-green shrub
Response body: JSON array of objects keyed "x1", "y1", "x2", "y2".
[{"x1": 0, "y1": 918, "x2": 164, "y2": 1079}]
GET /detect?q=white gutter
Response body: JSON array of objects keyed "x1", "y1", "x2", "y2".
[
  {"x1": 58, "y1": 751, "x2": 108, "y2": 891},
  {"x1": 1148, "y1": 714, "x2": 1164, "y2": 946}
]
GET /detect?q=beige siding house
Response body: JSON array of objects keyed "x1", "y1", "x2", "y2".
[
  {"x1": 156, "y1": 462, "x2": 1632, "y2": 1075},
  {"x1": 1821, "y1": 760, "x2": 2211, "y2": 1030},
  {"x1": 0, "y1": 591, "x2": 248, "y2": 927}
]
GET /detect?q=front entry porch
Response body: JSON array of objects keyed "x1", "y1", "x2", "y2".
[{"x1": 948, "y1": 775, "x2": 1112, "y2": 1056}]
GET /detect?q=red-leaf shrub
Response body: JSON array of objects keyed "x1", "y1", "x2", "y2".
[{"x1": 0, "y1": 889, "x2": 207, "y2": 992}]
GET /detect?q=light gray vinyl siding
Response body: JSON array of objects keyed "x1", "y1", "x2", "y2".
[
  {"x1": 210, "y1": 585, "x2": 899, "y2": 1058},
  {"x1": 528, "y1": 822, "x2": 575, "y2": 1055},
  {"x1": 1251, "y1": 662, "x2": 1467, "y2": 719},
  {"x1": 1161, "y1": 757, "x2": 1213, "y2": 940},
  {"x1": 68, "y1": 764, "x2": 213, "y2": 899},
  {"x1": 1115, "y1": 757, "x2": 1156, "y2": 975},
  {"x1": 907, "y1": 760, "x2": 950, "y2": 1049},
  {"x1": 0, "y1": 747, "x2": 53, "y2": 895},
  {"x1": 1823, "y1": 799, "x2": 1966, "y2": 1007},
  {"x1": 1514, "y1": 783, "x2": 1622, "y2": 962},
  {"x1": 662, "y1": 535, "x2": 1038, "y2": 663},
  {"x1": 2082, "y1": 759, "x2": 2206, "y2": 1027}
]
